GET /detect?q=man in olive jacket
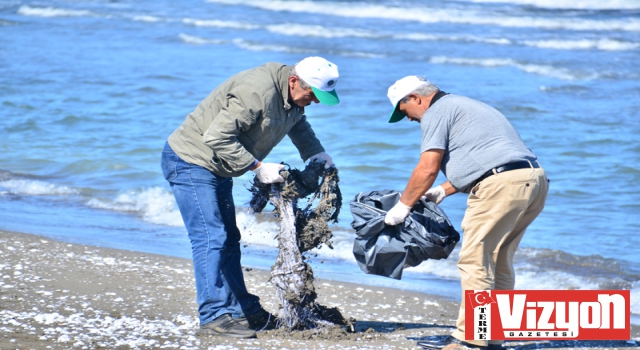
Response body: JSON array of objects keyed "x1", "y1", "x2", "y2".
[{"x1": 161, "y1": 57, "x2": 340, "y2": 338}]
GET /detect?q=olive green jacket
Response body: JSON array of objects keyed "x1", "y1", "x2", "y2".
[{"x1": 167, "y1": 63, "x2": 325, "y2": 177}]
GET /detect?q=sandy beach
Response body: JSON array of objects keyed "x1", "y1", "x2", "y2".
[{"x1": 1, "y1": 230, "x2": 638, "y2": 350}]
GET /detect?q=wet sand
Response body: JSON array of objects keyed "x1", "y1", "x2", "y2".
[{"x1": 1, "y1": 230, "x2": 638, "y2": 350}]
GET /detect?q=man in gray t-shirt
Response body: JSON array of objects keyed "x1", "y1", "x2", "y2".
[{"x1": 383, "y1": 76, "x2": 549, "y2": 349}]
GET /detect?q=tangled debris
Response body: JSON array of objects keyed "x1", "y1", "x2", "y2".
[{"x1": 249, "y1": 160, "x2": 351, "y2": 331}]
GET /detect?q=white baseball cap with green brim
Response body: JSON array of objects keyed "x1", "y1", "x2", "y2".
[
  {"x1": 295, "y1": 56, "x2": 340, "y2": 106},
  {"x1": 387, "y1": 75, "x2": 428, "y2": 123}
]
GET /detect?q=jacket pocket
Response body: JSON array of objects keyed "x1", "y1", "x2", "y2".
[{"x1": 212, "y1": 152, "x2": 235, "y2": 174}]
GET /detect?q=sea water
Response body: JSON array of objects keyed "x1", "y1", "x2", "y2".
[{"x1": 2, "y1": 0, "x2": 639, "y2": 321}]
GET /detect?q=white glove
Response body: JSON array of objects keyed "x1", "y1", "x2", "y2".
[
  {"x1": 251, "y1": 162, "x2": 285, "y2": 184},
  {"x1": 424, "y1": 185, "x2": 446, "y2": 204},
  {"x1": 384, "y1": 201, "x2": 412, "y2": 226},
  {"x1": 309, "y1": 152, "x2": 334, "y2": 169}
]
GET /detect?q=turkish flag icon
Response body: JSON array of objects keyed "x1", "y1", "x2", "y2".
[{"x1": 467, "y1": 291, "x2": 497, "y2": 309}]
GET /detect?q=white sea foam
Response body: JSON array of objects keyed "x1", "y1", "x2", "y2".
[
  {"x1": 132, "y1": 15, "x2": 164, "y2": 22},
  {"x1": 86, "y1": 187, "x2": 183, "y2": 227},
  {"x1": 265, "y1": 23, "x2": 377, "y2": 38},
  {"x1": 183, "y1": 18, "x2": 513, "y2": 48},
  {"x1": 180, "y1": 16, "x2": 638, "y2": 52},
  {"x1": 429, "y1": 56, "x2": 592, "y2": 80},
  {"x1": 398, "y1": 33, "x2": 513, "y2": 45},
  {"x1": 17, "y1": 5, "x2": 96, "y2": 18},
  {"x1": 83, "y1": 187, "x2": 282, "y2": 243},
  {"x1": 182, "y1": 18, "x2": 259, "y2": 30},
  {"x1": 178, "y1": 33, "x2": 225, "y2": 45},
  {"x1": 265, "y1": 23, "x2": 513, "y2": 47},
  {"x1": 524, "y1": 38, "x2": 640, "y2": 51},
  {"x1": 236, "y1": 211, "x2": 279, "y2": 247},
  {"x1": 342, "y1": 51, "x2": 386, "y2": 59},
  {"x1": 631, "y1": 283, "x2": 640, "y2": 316},
  {"x1": 230, "y1": 38, "x2": 311, "y2": 54},
  {"x1": 206, "y1": 0, "x2": 640, "y2": 32},
  {"x1": 518, "y1": 269, "x2": 640, "y2": 323},
  {"x1": 0, "y1": 179, "x2": 79, "y2": 196},
  {"x1": 229, "y1": 38, "x2": 382, "y2": 58},
  {"x1": 516, "y1": 269, "x2": 603, "y2": 290},
  {"x1": 468, "y1": 0, "x2": 640, "y2": 10},
  {"x1": 1, "y1": 310, "x2": 200, "y2": 349}
]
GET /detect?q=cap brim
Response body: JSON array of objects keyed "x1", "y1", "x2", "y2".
[
  {"x1": 388, "y1": 104, "x2": 406, "y2": 123},
  {"x1": 311, "y1": 87, "x2": 340, "y2": 106}
]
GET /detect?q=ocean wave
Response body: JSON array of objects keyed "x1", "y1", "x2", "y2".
[
  {"x1": 209, "y1": 35, "x2": 379, "y2": 58},
  {"x1": 409, "y1": 246, "x2": 640, "y2": 316},
  {"x1": 265, "y1": 23, "x2": 377, "y2": 38},
  {"x1": 206, "y1": 0, "x2": 640, "y2": 32},
  {"x1": 178, "y1": 33, "x2": 225, "y2": 45},
  {"x1": 183, "y1": 19, "x2": 637, "y2": 53},
  {"x1": 0, "y1": 1, "x2": 20, "y2": 11},
  {"x1": 405, "y1": 244, "x2": 639, "y2": 287},
  {"x1": 0, "y1": 19, "x2": 17, "y2": 26},
  {"x1": 231, "y1": 38, "x2": 312, "y2": 53},
  {"x1": 468, "y1": 0, "x2": 640, "y2": 10},
  {"x1": 0, "y1": 179, "x2": 79, "y2": 196},
  {"x1": 86, "y1": 187, "x2": 183, "y2": 227},
  {"x1": 268, "y1": 23, "x2": 516, "y2": 47},
  {"x1": 132, "y1": 15, "x2": 165, "y2": 22},
  {"x1": 429, "y1": 56, "x2": 596, "y2": 80},
  {"x1": 82, "y1": 186, "x2": 281, "y2": 240},
  {"x1": 16, "y1": 5, "x2": 97, "y2": 18},
  {"x1": 230, "y1": 38, "x2": 382, "y2": 58},
  {"x1": 182, "y1": 18, "x2": 259, "y2": 30},
  {"x1": 524, "y1": 38, "x2": 640, "y2": 51},
  {"x1": 174, "y1": 15, "x2": 640, "y2": 53},
  {"x1": 632, "y1": 283, "x2": 640, "y2": 316},
  {"x1": 236, "y1": 211, "x2": 279, "y2": 247}
]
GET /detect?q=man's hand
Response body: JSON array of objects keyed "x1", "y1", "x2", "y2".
[
  {"x1": 384, "y1": 201, "x2": 412, "y2": 225},
  {"x1": 424, "y1": 185, "x2": 446, "y2": 204},
  {"x1": 309, "y1": 152, "x2": 334, "y2": 169},
  {"x1": 252, "y1": 162, "x2": 285, "y2": 184}
]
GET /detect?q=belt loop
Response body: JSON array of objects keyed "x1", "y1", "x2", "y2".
[
  {"x1": 526, "y1": 160, "x2": 533, "y2": 168},
  {"x1": 491, "y1": 168, "x2": 498, "y2": 175}
]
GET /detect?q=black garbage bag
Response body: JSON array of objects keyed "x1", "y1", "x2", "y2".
[{"x1": 350, "y1": 189, "x2": 460, "y2": 280}]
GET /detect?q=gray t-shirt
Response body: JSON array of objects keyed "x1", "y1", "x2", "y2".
[{"x1": 420, "y1": 94, "x2": 536, "y2": 193}]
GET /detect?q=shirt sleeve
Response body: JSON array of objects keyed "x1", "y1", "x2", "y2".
[
  {"x1": 202, "y1": 93, "x2": 260, "y2": 171},
  {"x1": 420, "y1": 111, "x2": 449, "y2": 153},
  {"x1": 288, "y1": 115, "x2": 325, "y2": 161}
]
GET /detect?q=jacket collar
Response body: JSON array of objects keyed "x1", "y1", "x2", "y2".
[{"x1": 280, "y1": 66, "x2": 292, "y2": 111}]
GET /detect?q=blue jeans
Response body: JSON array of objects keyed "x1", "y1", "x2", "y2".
[{"x1": 160, "y1": 142, "x2": 260, "y2": 325}]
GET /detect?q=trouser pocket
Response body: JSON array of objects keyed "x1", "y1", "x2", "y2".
[{"x1": 161, "y1": 142, "x2": 178, "y2": 182}]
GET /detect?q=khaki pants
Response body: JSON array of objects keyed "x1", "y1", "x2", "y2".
[{"x1": 451, "y1": 167, "x2": 548, "y2": 346}]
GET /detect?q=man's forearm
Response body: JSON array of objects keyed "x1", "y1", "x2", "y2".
[
  {"x1": 400, "y1": 170, "x2": 438, "y2": 206},
  {"x1": 399, "y1": 150, "x2": 443, "y2": 206},
  {"x1": 440, "y1": 180, "x2": 457, "y2": 196}
]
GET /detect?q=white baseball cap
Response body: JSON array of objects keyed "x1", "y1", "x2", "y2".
[
  {"x1": 295, "y1": 56, "x2": 340, "y2": 106},
  {"x1": 387, "y1": 75, "x2": 428, "y2": 123}
]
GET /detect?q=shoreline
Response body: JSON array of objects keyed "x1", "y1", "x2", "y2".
[
  {"x1": 0, "y1": 229, "x2": 460, "y2": 349},
  {"x1": 1, "y1": 229, "x2": 638, "y2": 350}
]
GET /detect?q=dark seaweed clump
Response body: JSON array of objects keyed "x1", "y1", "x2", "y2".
[{"x1": 248, "y1": 161, "x2": 342, "y2": 253}]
